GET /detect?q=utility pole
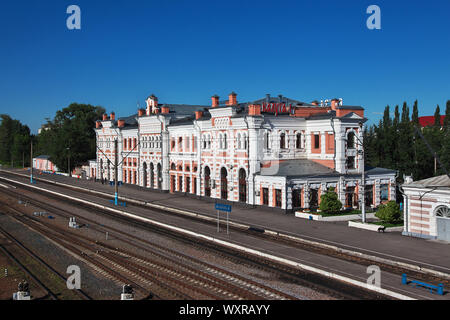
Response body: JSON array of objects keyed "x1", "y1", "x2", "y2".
[
  {"x1": 359, "y1": 121, "x2": 366, "y2": 223},
  {"x1": 114, "y1": 139, "x2": 118, "y2": 205},
  {"x1": 67, "y1": 147, "x2": 71, "y2": 177},
  {"x1": 30, "y1": 141, "x2": 33, "y2": 184}
]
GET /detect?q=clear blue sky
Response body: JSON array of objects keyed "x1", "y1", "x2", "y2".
[{"x1": 1, "y1": 0, "x2": 449, "y2": 133}]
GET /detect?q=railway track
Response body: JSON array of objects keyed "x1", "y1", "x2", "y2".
[
  {"x1": 0, "y1": 191, "x2": 299, "y2": 300},
  {"x1": 0, "y1": 226, "x2": 91, "y2": 300},
  {"x1": 1, "y1": 171, "x2": 448, "y2": 293},
  {"x1": 0, "y1": 174, "x2": 416, "y2": 299},
  {"x1": 2, "y1": 171, "x2": 450, "y2": 285}
]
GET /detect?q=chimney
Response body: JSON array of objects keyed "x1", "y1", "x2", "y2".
[
  {"x1": 161, "y1": 106, "x2": 170, "y2": 114},
  {"x1": 228, "y1": 92, "x2": 237, "y2": 106},
  {"x1": 311, "y1": 101, "x2": 319, "y2": 106},
  {"x1": 195, "y1": 111, "x2": 203, "y2": 120},
  {"x1": 96, "y1": 121, "x2": 102, "y2": 128},
  {"x1": 211, "y1": 95, "x2": 219, "y2": 108},
  {"x1": 110, "y1": 112, "x2": 115, "y2": 121},
  {"x1": 146, "y1": 94, "x2": 158, "y2": 115},
  {"x1": 331, "y1": 98, "x2": 340, "y2": 110},
  {"x1": 118, "y1": 119, "x2": 125, "y2": 128},
  {"x1": 138, "y1": 108, "x2": 145, "y2": 117},
  {"x1": 102, "y1": 114, "x2": 108, "y2": 121},
  {"x1": 248, "y1": 104, "x2": 261, "y2": 116}
]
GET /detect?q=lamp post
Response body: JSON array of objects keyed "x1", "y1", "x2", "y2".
[
  {"x1": 114, "y1": 139, "x2": 118, "y2": 205},
  {"x1": 358, "y1": 121, "x2": 366, "y2": 223},
  {"x1": 66, "y1": 147, "x2": 71, "y2": 177},
  {"x1": 30, "y1": 141, "x2": 33, "y2": 184}
]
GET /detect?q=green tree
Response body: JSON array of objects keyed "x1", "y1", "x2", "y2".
[
  {"x1": 397, "y1": 102, "x2": 414, "y2": 180},
  {"x1": 36, "y1": 103, "x2": 105, "y2": 172},
  {"x1": 375, "y1": 201, "x2": 401, "y2": 223},
  {"x1": 434, "y1": 105, "x2": 441, "y2": 127},
  {"x1": 319, "y1": 188, "x2": 342, "y2": 214},
  {"x1": 411, "y1": 100, "x2": 419, "y2": 125},
  {"x1": 0, "y1": 114, "x2": 32, "y2": 167}
]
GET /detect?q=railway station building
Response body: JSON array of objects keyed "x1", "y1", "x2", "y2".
[
  {"x1": 92, "y1": 93, "x2": 396, "y2": 212},
  {"x1": 402, "y1": 175, "x2": 450, "y2": 241}
]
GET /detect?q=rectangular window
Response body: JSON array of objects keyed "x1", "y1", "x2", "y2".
[
  {"x1": 380, "y1": 184, "x2": 389, "y2": 201},
  {"x1": 186, "y1": 177, "x2": 190, "y2": 193},
  {"x1": 262, "y1": 188, "x2": 269, "y2": 205},
  {"x1": 314, "y1": 134, "x2": 320, "y2": 149},
  {"x1": 178, "y1": 176, "x2": 183, "y2": 192},
  {"x1": 346, "y1": 156, "x2": 355, "y2": 169},
  {"x1": 275, "y1": 189, "x2": 282, "y2": 207}
]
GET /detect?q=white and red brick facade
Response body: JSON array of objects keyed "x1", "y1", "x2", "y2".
[
  {"x1": 402, "y1": 175, "x2": 450, "y2": 241},
  {"x1": 93, "y1": 93, "x2": 396, "y2": 212},
  {"x1": 33, "y1": 155, "x2": 58, "y2": 172}
]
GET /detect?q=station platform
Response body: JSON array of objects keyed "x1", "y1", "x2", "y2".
[{"x1": 4, "y1": 169, "x2": 450, "y2": 282}]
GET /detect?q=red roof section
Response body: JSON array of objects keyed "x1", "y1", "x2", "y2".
[{"x1": 418, "y1": 115, "x2": 445, "y2": 127}]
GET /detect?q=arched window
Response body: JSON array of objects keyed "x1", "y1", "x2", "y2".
[
  {"x1": 204, "y1": 166, "x2": 211, "y2": 197},
  {"x1": 435, "y1": 205, "x2": 450, "y2": 218},
  {"x1": 296, "y1": 132, "x2": 302, "y2": 149},
  {"x1": 243, "y1": 133, "x2": 247, "y2": 150},
  {"x1": 178, "y1": 137, "x2": 183, "y2": 151},
  {"x1": 170, "y1": 163, "x2": 176, "y2": 171},
  {"x1": 347, "y1": 131, "x2": 355, "y2": 149},
  {"x1": 219, "y1": 133, "x2": 223, "y2": 149},
  {"x1": 223, "y1": 133, "x2": 227, "y2": 149},
  {"x1": 157, "y1": 163, "x2": 162, "y2": 189},
  {"x1": 280, "y1": 132, "x2": 286, "y2": 149},
  {"x1": 265, "y1": 131, "x2": 270, "y2": 149},
  {"x1": 142, "y1": 162, "x2": 147, "y2": 187},
  {"x1": 220, "y1": 167, "x2": 228, "y2": 200},
  {"x1": 124, "y1": 139, "x2": 127, "y2": 150},
  {"x1": 239, "y1": 168, "x2": 246, "y2": 202},
  {"x1": 150, "y1": 162, "x2": 154, "y2": 188},
  {"x1": 237, "y1": 133, "x2": 241, "y2": 149}
]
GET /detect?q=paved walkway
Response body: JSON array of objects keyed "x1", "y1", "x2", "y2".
[{"x1": 7, "y1": 169, "x2": 450, "y2": 276}]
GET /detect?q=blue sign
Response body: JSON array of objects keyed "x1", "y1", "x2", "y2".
[{"x1": 215, "y1": 203, "x2": 232, "y2": 213}]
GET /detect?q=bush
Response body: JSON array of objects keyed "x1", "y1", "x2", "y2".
[
  {"x1": 375, "y1": 201, "x2": 401, "y2": 223},
  {"x1": 319, "y1": 189, "x2": 342, "y2": 214}
]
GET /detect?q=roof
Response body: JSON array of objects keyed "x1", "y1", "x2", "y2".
[
  {"x1": 403, "y1": 174, "x2": 450, "y2": 189},
  {"x1": 35, "y1": 155, "x2": 51, "y2": 159},
  {"x1": 364, "y1": 166, "x2": 397, "y2": 176},
  {"x1": 418, "y1": 116, "x2": 445, "y2": 127},
  {"x1": 259, "y1": 159, "x2": 337, "y2": 178},
  {"x1": 258, "y1": 160, "x2": 396, "y2": 181}
]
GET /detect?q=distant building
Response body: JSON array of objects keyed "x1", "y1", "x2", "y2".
[
  {"x1": 33, "y1": 155, "x2": 58, "y2": 172},
  {"x1": 37, "y1": 124, "x2": 51, "y2": 135},
  {"x1": 418, "y1": 115, "x2": 445, "y2": 128},
  {"x1": 402, "y1": 175, "x2": 450, "y2": 241}
]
